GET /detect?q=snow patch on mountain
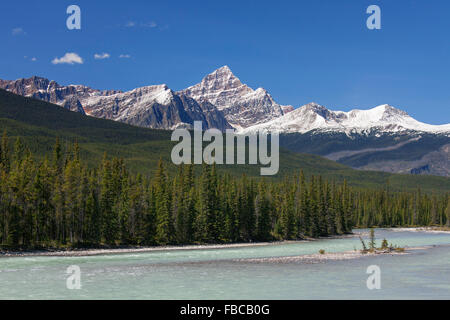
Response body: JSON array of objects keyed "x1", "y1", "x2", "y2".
[
  {"x1": 180, "y1": 66, "x2": 292, "y2": 128},
  {"x1": 1, "y1": 72, "x2": 448, "y2": 136},
  {"x1": 241, "y1": 103, "x2": 450, "y2": 135}
]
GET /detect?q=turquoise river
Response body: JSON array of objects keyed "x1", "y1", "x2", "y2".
[{"x1": 0, "y1": 228, "x2": 449, "y2": 299}]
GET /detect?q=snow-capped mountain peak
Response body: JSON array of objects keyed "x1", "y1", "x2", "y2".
[
  {"x1": 180, "y1": 66, "x2": 292, "y2": 128},
  {"x1": 181, "y1": 66, "x2": 253, "y2": 110},
  {"x1": 80, "y1": 83, "x2": 231, "y2": 130},
  {"x1": 241, "y1": 103, "x2": 450, "y2": 135},
  {"x1": 82, "y1": 84, "x2": 174, "y2": 115},
  {"x1": 2, "y1": 72, "x2": 447, "y2": 136}
]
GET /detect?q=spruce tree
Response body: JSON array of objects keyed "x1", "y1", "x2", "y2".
[
  {"x1": 0, "y1": 135, "x2": 448, "y2": 249},
  {"x1": 255, "y1": 181, "x2": 272, "y2": 241},
  {"x1": 0, "y1": 130, "x2": 9, "y2": 171},
  {"x1": 445, "y1": 198, "x2": 450, "y2": 227},
  {"x1": 154, "y1": 159, "x2": 171, "y2": 245}
]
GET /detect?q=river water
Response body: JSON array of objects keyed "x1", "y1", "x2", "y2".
[{"x1": 0, "y1": 229, "x2": 449, "y2": 299}]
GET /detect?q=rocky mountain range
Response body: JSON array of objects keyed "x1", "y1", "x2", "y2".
[
  {"x1": 241, "y1": 102, "x2": 450, "y2": 135},
  {"x1": 0, "y1": 66, "x2": 292, "y2": 131},
  {"x1": 239, "y1": 102, "x2": 449, "y2": 177},
  {"x1": 0, "y1": 76, "x2": 120, "y2": 114},
  {"x1": 81, "y1": 84, "x2": 232, "y2": 130},
  {"x1": 1, "y1": 67, "x2": 449, "y2": 176},
  {"x1": 180, "y1": 66, "x2": 293, "y2": 129}
]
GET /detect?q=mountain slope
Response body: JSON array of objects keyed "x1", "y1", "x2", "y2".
[
  {"x1": 0, "y1": 89, "x2": 449, "y2": 193},
  {"x1": 241, "y1": 102, "x2": 450, "y2": 177},
  {"x1": 0, "y1": 66, "x2": 295, "y2": 131},
  {"x1": 180, "y1": 66, "x2": 293, "y2": 129},
  {"x1": 82, "y1": 84, "x2": 232, "y2": 130},
  {"x1": 277, "y1": 130, "x2": 450, "y2": 176},
  {"x1": 242, "y1": 102, "x2": 450, "y2": 135},
  {"x1": 1, "y1": 72, "x2": 449, "y2": 177},
  {"x1": 0, "y1": 76, "x2": 232, "y2": 131},
  {"x1": 0, "y1": 76, "x2": 121, "y2": 114}
]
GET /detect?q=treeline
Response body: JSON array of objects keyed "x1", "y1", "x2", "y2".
[
  {"x1": 354, "y1": 188, "x2": 449, "y2": 227},
  {"x1": 0, "y1": 133, "x2": 449, "y2": 248}
]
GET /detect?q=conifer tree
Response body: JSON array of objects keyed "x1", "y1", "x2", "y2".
[
  {"x1": 0, "y1": 130, "x2": 9, "y2": 171},
  {"x1": 154, "y1": 159, "x2": 171, "y2": 245},
  {"x1": 255, "y1": 181, "x2": 272, "y2": 241},
  {"x1": 445, "y1": 198, "x2": 450, "y2": 227},
  {"x1": 309, "y1": 176, "x2": 320, "y2": 237},
  {"x1": 0, "y1": 137, "x2": 448, "y2": 249},
  {"x1": 100, "y1": 155, "x2": 119, "y2": 244}
]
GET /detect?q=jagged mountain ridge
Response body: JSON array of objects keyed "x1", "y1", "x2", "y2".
[
  {"x1": 82, "y1": 84, "x2": 232, "y2": 130},
  {"x1": 0, "y1": 66, "x2": 450, "y2": 133},
  {"x1": 2, "y1": 69, "x2": 446, "y2": 135},
  {"x1": 1, "y1": 87, "x2": 449, "y2": 192},
  {"x1": 0, "y1": 66, "x2": 294, "y2": 131},
  {"x1": 241, "y1": 102, "x2": 450, "y2": 135},
  {"x1": 240, "y1": 102, "x2": 450, "y2": 177},
  {"x1": 180, "y1": 66, "x2": 294, "y2": 129},
  {"x1": 0, "y1": 76, "x2": 121, "y2": 114},
  {"x1": 1, "y1": 69, "x2": 449, "y2": 177},
  {"x1": 0, "y1": 75, "x2": 232, "y2": 131}
]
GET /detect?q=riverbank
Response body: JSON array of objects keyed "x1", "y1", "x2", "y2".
[
  {"x1": 0, "y1": 242, "x2": 277, "y2": 257},
  {"x1": 1, "y1": 227, "x2": 447, "y2": 258},
  {"x1": 1, "y1": 234, "x2": 356, "y2": 257},
  {"x1": 387, "y1": 227, "x2": 450, "y2": 234}
]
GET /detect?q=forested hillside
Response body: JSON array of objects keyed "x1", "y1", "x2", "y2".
[
  {"x1": 0, "y1": 136, "x2": 448, "y2": 249},
  {"x1": 1, "y1": 89, "x2": 449, "y2": 193}
]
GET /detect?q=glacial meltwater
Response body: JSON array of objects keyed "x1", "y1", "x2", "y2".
[{"x1": 0, "y1": 229, "x2": 449, "y2": 299}]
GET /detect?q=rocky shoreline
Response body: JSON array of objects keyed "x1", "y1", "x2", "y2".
[
  {"x1": 234, "y1": 246, "x2": 434, "y2": 264},
  {"x1": 1, "y1": 227, "x2": 445, "y2": 258},
  {"x1": 0, "y1": 236, "x2": 352, "y2": 258}
]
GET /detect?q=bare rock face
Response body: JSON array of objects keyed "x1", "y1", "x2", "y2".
[
  {"x1": 0, "y1": 77, "x2": 231, "y2": 131},
  {"x1": 0, "y1": 76, "x2": 121, "y2": 115},
  {"x1": 181, "y1": 66, "x2": 253, "y2": 109},
  {"x1": 1, "y1": 70, "x2": 449, "y2": 177},
  {"x1": 359, "y1": 144, "x2": 450, "y2": 177},
  {"x1": 82, "y1": 84, "x2": 232, "y2": 130},
  {"x1": 281, "y1": 105, "x2": 294, "y2": 114},
  {"x1": 0, "y1": 67, "x2": 290, "y2": 131},
  {"x1": 180, "y1": 66, "x2": 291, "y2": 129}
]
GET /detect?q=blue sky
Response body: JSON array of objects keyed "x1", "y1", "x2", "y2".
[{"x1": 1, "y1": 0, "x2": 449, "y2": 124}]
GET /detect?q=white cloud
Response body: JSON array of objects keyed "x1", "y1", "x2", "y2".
[
  {"x1": 119, "y1": 54, "x2": 131, "y2": 59},
  {"x1": 124, "y1": 21, "x2": 158, "y2": 29},
  {"x1": 141, "y1": 21, "x2": 157, "y2": 28},
  {"x1": 12, "y1": 27, "x2": 26, "y2": 36},
  {"x1": 31, "y1": 57, "x2": 37, "y2": 62},
  {"x1": 94, "y1": 53, "x2": 111, "y2": 60},
  {"x1": 52, "y1": 52, "x2": 83, "y2": 65}
]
